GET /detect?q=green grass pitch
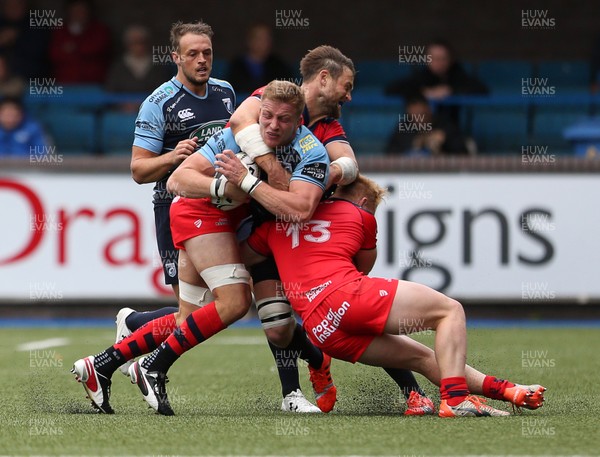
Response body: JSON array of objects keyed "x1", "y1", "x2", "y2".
[{"x1": 0, "y1": 326, "x2": 597, "y2": 456}]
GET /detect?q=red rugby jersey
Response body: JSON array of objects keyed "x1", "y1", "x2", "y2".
[{"x1": 247, "y1": 199, "x2": 377, "y2": 319}]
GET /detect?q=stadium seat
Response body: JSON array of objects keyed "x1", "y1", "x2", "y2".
[
  {"x1": 533, "y1": 105, "x2": 591, "y2": 153},
  {"x1": 476, "y1": 60, "x2": 535, "y2": 94},
  {"x1": 39, "y1": 110, "x2": 96, "y2": 154},
  {"x1": 341, "y1": 102, "x2": 401, "y2": 155},
  {"x1": 101, "y1": 111, "x2": 138, "y2": 155},
  {"x1": 470, "y1": 105, "x2": 529, "y2": 153},
  {"x1": 536, "y1": 61, "x2": 590, "y2": 93},
  {"x1": 354, "y1": 60, "x2": 412, "y2": 91}
]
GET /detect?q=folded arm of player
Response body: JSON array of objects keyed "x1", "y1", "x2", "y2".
[
  {"x1": 131, "y1": 140, "x2": 198, "y2": 184},
  {"x1": 166, "y1": 149, "x2": 247, "y2": 202},
  {"x1": 230, "y1": 95, "x2": 291, "y2": 191},
  {"x1": 215, "y1": 149, "x2": 323, "y2": 223}
]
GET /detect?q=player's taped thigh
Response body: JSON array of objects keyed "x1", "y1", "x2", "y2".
[
  {"x1": 200, "y1": 263, "x2": 251, "y2": 291},
  {"x1": 178, "y1": 280, "x2": 214, "y2": 307},
  {"x1": 256, "y1": 296, "x2": 294, "y2": 329}
]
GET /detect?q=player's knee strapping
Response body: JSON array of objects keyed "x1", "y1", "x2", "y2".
[
  {"x1": 178, "y1": 281, "x2": 214, "y2": 307},
  {"x1": 256, "y1": 296, "x2": 294, "y2": 329},
  {"x1": 200, "y1": 263, "x2": 251, "y2": 291}
]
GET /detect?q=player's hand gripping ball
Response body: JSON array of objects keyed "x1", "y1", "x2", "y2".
[{"x1": 211, "y1": 151, "x2": 259, "y2": 210}]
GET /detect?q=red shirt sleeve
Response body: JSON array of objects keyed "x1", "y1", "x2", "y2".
[
  {"x1": 313, "y1": 119, "x2": 348, "y2": 146},
  {"x1": 251, "y1": 86, "x2": 266, "y2": 99}
]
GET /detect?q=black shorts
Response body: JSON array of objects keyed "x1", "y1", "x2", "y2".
[
  {"x1": 154, "y1": 203, "x2": 178, "y2": 285},
  {"x1": 250, "y1": 256, "x2": 280, "y2": 284}
]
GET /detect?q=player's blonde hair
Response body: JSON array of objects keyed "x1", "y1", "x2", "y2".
[
  {"x1": 300, "y1": 45, "x2": 355, "y2": 82},
  {"x1": 170, "y1": 21, "x2": 214, "y2": 52},
  {"x1": 261, "y1": 80, "x2": 306, "y2": 118},
  {"x1": 335, "y1": 174, "x2": 387, "y2": 211}
]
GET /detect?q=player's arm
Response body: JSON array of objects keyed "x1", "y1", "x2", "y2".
[
  {"x1": 317, "y1": 120, "x2": 358, "y2": 186},
  {"x1": 131, "y1": 141, "x2": 197, "y2": 184},
  {"x1": 353, "y1": 249, "x2": 377, "y2": 275},
  {"x1": 326, "y1": 141, "x2": 358, "y2": 187},
  {"x1": 215, "y1": 149, "x2": 323, "y2": 223},
  {"x1": 229, "y1": 94, "x2": 291, "y2": 190},
  {"x1": 167, "y1": 150, "x2": 247, "y2": 202},
  {"x1": 229, "y1": 94, "x2": 261, "y2": 134},
  {"x1": 130, "y1": 96, "x2": 197, "y2": 184},
  {"x1": 250, "y1": 179, "x2": 322, "y2": 223},
  {"x1": 353, "y1": 208, "x2": 379, "y2": 274}
]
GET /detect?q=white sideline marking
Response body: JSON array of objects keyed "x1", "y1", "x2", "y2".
[{"x1": 16, "y1": 337, "x2": 70, "y2": 352}]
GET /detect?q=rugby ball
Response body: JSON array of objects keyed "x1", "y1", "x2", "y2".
[{"x1": 212, "y1": 151, "x2": 259, "y2": 210}]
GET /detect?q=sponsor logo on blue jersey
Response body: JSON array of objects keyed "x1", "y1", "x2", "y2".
[
  {"x1": 189, "y1": 120, "x2": 228, "y2": 147},
  {"x1": 299, "y1": 134, "x2": 317, "y2": 154},
  {"x1": 149, "y1": 85, "x2": 175, "y2": 104},
  {"x1": 301, "y1": 162, "x2": 327, "y2": 182},
  {"x1": 222, "y1": 97, "x2": 234, "y2": 114},
  {"x1": 178, "y1": 108, "x2": 195, "y2": 121}
]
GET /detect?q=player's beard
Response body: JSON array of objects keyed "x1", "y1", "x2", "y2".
[
  {"x1": 182, "y1": 66, "x2": 210, "y2": 90},
  {"x1": 324, "y1": 99, "x2": 342, "y2": 119}
]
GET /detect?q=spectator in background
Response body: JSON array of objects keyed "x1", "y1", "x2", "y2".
[
  {"x1": 0, "y1": 0, "x2": 50, "y2": 79},
  {"x1": 0, "y1": 53, "x2": 25, "y2": 98},
  {"x1": 385, "y1": 95, "x2": 475, "y2": 156},
  {"x1": 0, "y1": 97, "x2": 50, "y2": 157},
  {"x1": 49, "y1": 0, "x2": 111, "y2": 84},
  {"x1": 385, "y1": 39, "x2": 488, "y2": 125},
  {"x1": 106, "y1": 25, "x2": 172, "y2": 112},
  {"x1": 226, "y1": 23, "x2": 295, "y2": 94}
]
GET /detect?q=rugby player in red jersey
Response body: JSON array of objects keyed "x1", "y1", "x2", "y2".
[
  {"x1": 236, "y1": 174, "x2": 547, "y2": 417},
  {"x1": 229, "y1": 45, "x2": 434, "y2": 415}
]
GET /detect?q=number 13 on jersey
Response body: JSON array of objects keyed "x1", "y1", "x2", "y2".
[{"x1": 284, "y1": 220, "x2": 331, "y2": 248}]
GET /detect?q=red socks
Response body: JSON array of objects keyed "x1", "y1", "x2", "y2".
[
  {"x1": 167, "y1": 302, "x2": 226, "y2": 356},
  {"x1": 482, "y1": 376, "x2": 515, "y2": 400},
  {"x1": 113, "y1": 313, "x2": 176, "y2": 359},
  {"x1": 440, "y1": 376, "x2": 470, "y2": 406}
]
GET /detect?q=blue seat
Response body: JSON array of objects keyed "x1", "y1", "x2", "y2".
[
  {"x1": 101, "y1": 111, "x2": 137, "y2": 154},
  {"x1": 536, "y1": 61, "x2": 590, "y2": 93},
  {"x1": 476, "y1": 61, "x2": 535, "y2": 94},
  {"x1": 533, "y1": 105, "x2": 591, "y2": 152},
  {"x1": 470, "y1": 105, "x2": 529, "y2": 152},
  {"x1": 39, "y1": 110, "x2": 96, "y2": 154},
  {"x1": 355, "y1": 60, "x2": 411, "y2": 91},
  {"x1": 341, "y1": 103, "x2": 400, "y2": 155}
]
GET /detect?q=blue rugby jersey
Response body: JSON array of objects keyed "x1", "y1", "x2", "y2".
[
  {"x1": 198, "y1": 125, "x2": 329, "y2": 191},
  {"x1": 133, "y1": 77, "x2": 235, "y2": 205}
]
